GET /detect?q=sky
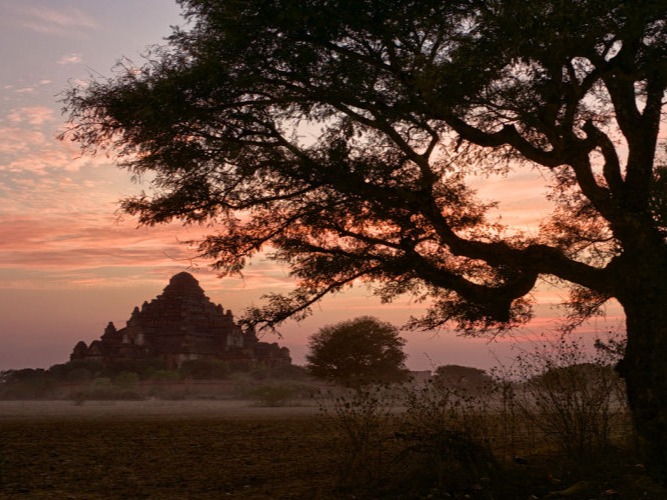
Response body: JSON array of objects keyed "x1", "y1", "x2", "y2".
[{"x1": 0, "y1": 1, "x2": 624, "y2": 373}]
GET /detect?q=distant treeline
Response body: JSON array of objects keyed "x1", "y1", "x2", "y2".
[{"x1": 0, "y1": 359, "x2": 311, "y2": 400}]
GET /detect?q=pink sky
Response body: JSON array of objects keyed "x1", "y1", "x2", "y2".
[{"x1": 0, "y1": 1, "x2": 624, "y2": 372}]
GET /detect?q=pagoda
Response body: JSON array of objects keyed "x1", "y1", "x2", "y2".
[{"x1": 70, "y1": 272, "x2": 291, "y2": 369}]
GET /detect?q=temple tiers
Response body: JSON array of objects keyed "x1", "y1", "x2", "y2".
[{"x1": 70, "y1": 272, "x2": 291, "y2": 369}]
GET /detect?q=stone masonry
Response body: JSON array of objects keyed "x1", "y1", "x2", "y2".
[{"x1": 70, "y1": 272, "x2": 291, "y2": 369}]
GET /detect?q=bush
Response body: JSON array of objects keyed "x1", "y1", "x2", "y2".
[
  {"x1": 179, "y1": 359, "x2": 229, "y2": 379},
  {"x1": 0, "y1": 369, "x2": 55, "y2": 399},
  {"x1": 248, "y1": 385, "x2": 294, "y2": 406},
  {"x1": 69, "y1": 377, "x2": 143, "y2": 402},
  {"x1": 113, "y1": 371, "x2": 139, "y2": 390},
  {"x1": 395, "y1": 380, "x2": 498, "y2": 497},
  {"x1": 503, "y1": 335, "x2": 627, "y2": 458},
  {"x1": 317, "y1": 385, "x2": 397, "y2": 494},
  {"x1": 150, "y1": 370, "x2": 181, "y2": 382}
]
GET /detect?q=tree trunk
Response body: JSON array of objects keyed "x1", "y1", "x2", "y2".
[{"x1": 619, "y1": 289, "x2": 667, "y2": 481}]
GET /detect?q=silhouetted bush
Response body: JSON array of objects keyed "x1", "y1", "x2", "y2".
[
  {"x1": 318, "y1": 385, "x2": 397, "y2": 494},
  {"x1": 113, "y1": 371, "x2": 140, "y2": 390},
  {"x1": 499, "y1": 335, "x2": 627, "y2": 459},
  {"x1": 394, "y1": 380, "x2": 498, "y2": 497},
  {"x1": 150, "y1": 370, "x2": 181, "y2": 382},
  {"x1": 0, "y1": 369, "x2": 55, "y2": 399},
  {"x1": 248, "y1": 385, "x2": 295, "y2": 406},
  {"x1": 179, "y1": 359, "x2": 229, "y2": 379}
]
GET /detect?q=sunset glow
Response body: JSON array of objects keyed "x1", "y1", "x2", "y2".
[{"x1": 0, "y1": 0, "x2": 623, "y2": 372}]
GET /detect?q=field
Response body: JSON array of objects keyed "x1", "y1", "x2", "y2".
[
  {"x1": 2, "y1": 400, "x2": 667, "y2": 499},
  {"x1": 0, "y1": 401, "x2": 334, "y2": 499}
]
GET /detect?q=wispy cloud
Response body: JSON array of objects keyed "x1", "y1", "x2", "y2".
[
  {"x1": 0, "y1": 209, "x2": 298, "y2": 298},
  {"x1": 0, "y1": 125, "x2": 85, "y2": 175},
  {"x1": 0, "y1": 104, "x2": 103, "y2": 175},
  {"x1": 0, "y1": 126, "x2": 46, "y2": 156},
  {"x1": 6, "y1": 106, "x2": 54, "y2": 125},
  {"x1": 57, "y1": 53, "x2": 82, "y2": 65},
  {"x1": 1, "y1": 80, "x2": 53, "y2": 99},
  {"x1": 18, "y1": 6, "x2": 98, "y2": 36},
  {"x1": 0, "y1": 215, "x2": 197, "y2": 271}
]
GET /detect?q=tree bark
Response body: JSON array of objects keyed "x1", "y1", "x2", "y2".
[{"x1": 618, "y1": 274, "x2": 667, "y2": 481}]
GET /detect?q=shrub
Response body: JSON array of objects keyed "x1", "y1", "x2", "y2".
[
  {"x1": 179, "y1": 359, "x2": 229, "y2": 379},
  {"x1": 317, "y1": 385, "x2": 397, "y2": 494},
  {"x1": 506, "y1": 335, "x2": 627, "y2": 458},
  {"x1": 113, "y1": 371, "x2": 139, "y2": 390},
  {"x1": 395, "y1": 380, "x2": 498, "y2": 497},
  {"x1": 150, "y1": 370, "x2": 181, "y2": 382},
  {"x1": 248, "y1": 385, "x2": 294, "y2": 407}
]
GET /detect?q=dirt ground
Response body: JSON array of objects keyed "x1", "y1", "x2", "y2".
[
  {"x1": 3, "y1": 401, "x2": 667, "y2": 499},
  {"x1": 0, "y1": 401, "x2": 335, "y2": 499},
  {"x1": 0, "y1": 399, "x2": 320, "y2": 420}
]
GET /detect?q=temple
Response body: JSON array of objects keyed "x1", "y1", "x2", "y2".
[{"x1": 70, "y1": 272, "x2": 291, "y2": 369}]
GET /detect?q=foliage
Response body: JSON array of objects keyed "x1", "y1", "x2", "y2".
[
  {"x1": 0, "y1": 369, "x2": 54, "y2": 400},
  {"x1": 317, "y1": 385, "x2": 396, "y2": 494},
  {"x1": 251, "y1": 364, "x2": 311, "y2": 381},
  {"x1": 433, "y1": 364, "x2": 492, "y2": 392},
  {"x1": 47, "y1": 361, "x2": 104, "y2": 381},
  {"x1": 396, "y1": 380, "x2": 498, "y2": 497},
  {"x1": 45, "y1": 360, "x2": 167, "y2": 382},
  {"x1": 248, "y1": 384, "x2": 294, "y2": 407},
  {"x1": 69, "y1": 377, "x2": 144, "y2": 402},
  {"x1": 178, "y1": 358, "x2": 229, "y2": 379},
  {"x1": 113, "y1": 371, "x2": 140, "y2": 390},
  {"x1": 501, "y1": 335, "x2": 627, "y2": 458},
  {"x1": 59, "y1": 0, "x2": 667, "y2": 332},
  {"x1": 149, "y1": 370, "x2": 181, "y2": 383},
  {"x1": 62, "y1": 0, "x2": 667, "y2": 477},
  {"x1": 306, "y1": 316, "x2": 409, "y2": 388}
]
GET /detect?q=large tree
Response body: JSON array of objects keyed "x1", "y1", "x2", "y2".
[{"x1": 64, "y1": 0, "x2": 667, "y2": 479}]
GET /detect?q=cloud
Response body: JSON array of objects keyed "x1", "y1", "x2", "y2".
[
  {"x1": 13, "y1": 86, "x2": 38, "y2": 95},
  {"x1": 18, "y1": 6, "x2": 98, "y2": 36},
  {"x1": 0, "y1": 126, "x2": 72, "y2": 175},
  {"x1": 0, "y1": 126, "x2": 46, "y2": 156},
  {"x1": 471, "y1": 169, "x2": 553, "y2": 232},
  {"x1": 0, "y1": 110, "x2": 102, "y2": 175},
  {"x1": 6, "y1": 106, "x2": 54, "y2": 125},
  {"x1": 0, "y1": 214, "x2": 196, "y2": 270},
  {"x1": 1, "y1": 80, "x2": 52, "y2": 99},
  {"x1": 57, "y1": 53, "x2": 82, "y2": 65},
  {"x1": 0, "y1": 198, "x2": 299, "y2": 294}
]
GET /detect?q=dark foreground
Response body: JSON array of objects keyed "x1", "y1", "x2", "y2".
[
  {"x1": 1, "y1": 414, "x2": 334, "y2": 499},
  {"x1": 1, "y1": 401, "x2": 667, "y2": 499}
]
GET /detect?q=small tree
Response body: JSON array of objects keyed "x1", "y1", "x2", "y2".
[{"x1": 307, "y1": 316, "x2": 409, "y2": 388}]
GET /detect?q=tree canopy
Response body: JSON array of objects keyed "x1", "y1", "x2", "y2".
[
  {"x1": 63, "y1": 0, "x2": 667, "y2": 479},
  {"x1": 63, "y1": 0, "x2": 665, "y2": 333},
  {"x1": 306, "y1": 316, "x2": 409, "y2": 387}
]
